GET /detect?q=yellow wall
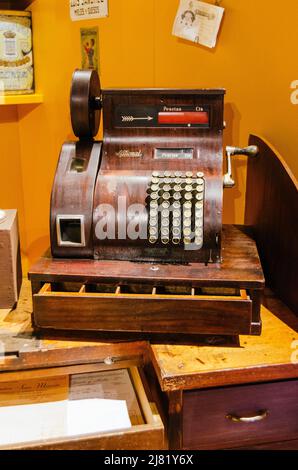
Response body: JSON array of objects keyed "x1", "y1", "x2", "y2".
[{"x1": 1, "y1": 0, "x2": 297, "y2": 268}]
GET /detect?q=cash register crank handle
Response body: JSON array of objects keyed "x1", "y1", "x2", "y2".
[{"x1": 223, "y1": 145, "x2": 259, "y2": 188}]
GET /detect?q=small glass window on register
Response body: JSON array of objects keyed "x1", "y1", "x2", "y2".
[
  {"x1": 154, "y1": 149, "x2": 193, "y2": 160},
  {"x1": 158, "y1": 111, "x2": 209, "y2": 125}
]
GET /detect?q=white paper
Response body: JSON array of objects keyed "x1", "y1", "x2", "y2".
[
  {"x1": 70, "y1": 0, "x2": 108, "y2": 22},
  {"x1": 172, "y1": 0, "x2": 224, "y2": 48},
  {"x1": 0, "y1": 398, "x2": 131, "y2": 446},
  {"x1": 70, "y1": 369, "x2": 143, "y2": 425}
]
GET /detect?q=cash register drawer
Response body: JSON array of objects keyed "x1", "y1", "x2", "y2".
[
  {"x1": 183, "y1": 380, "x2": 298, "y2": 449},
  {"x1": 33, "y1": 283, "x2": 253, "y2": 335},
  {"x1": 0, "y1": 366, "x2": 164, "y2": 450}
]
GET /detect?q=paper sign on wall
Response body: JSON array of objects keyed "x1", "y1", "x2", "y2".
[
  {"x1": 172, "y1": 0, "x2": 224, "y2": 48},
  {"x1": 70, "y1": 0, "x2": 108, "y2": 22}
]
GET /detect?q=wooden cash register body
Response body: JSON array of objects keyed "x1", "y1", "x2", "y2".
[{"x1": 29, "y1": 71, "x2": 264, "y2": 337}]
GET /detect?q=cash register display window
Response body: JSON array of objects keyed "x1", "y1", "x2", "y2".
[
  {"x1": 56, "y1": 215, "x2": 86, "y2": 247},
  {"x1": 154, "y1": 148, "x2": 193, "y2": 160}
]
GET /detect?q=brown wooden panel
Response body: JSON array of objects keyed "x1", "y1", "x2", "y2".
[
  {"x1": 183, "y1": 380, "x2": 298, "y2": 450},
  {"x1": 2, "y1": 425, "x2": 164, "y2": 450},
  {"x1": 33, "y1": 291, "x2": 252, "y2": 335},
  {"x1": 236, "y1": 439, "x2": 298, "y2": 450},
  {"x1": 245, "y1": 135, "x2": 298, "y2": 315},
  {"x1": 50, "y1": 141, "x2": 102, "y2": 258},
  {"x1": 92, "y1": 89, "x2": 224, "y2": 263},
  {"x1": 29, "y1": 225, "x2": 265, "y2": 289}
]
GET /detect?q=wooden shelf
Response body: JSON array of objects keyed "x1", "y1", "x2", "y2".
[
  {"x1": 0, "y1": 93, "x2": 43, "y2": 105},
  {"x1": 0, "y1": 1, "x2": 35, "y2": 10}
]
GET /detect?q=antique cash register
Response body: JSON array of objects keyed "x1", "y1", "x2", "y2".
[{"x1": 29, "y1": 70, "x2": 264, "y2": 337}]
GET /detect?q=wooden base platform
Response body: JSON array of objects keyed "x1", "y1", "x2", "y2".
[{"x1": 29, "y1": 225, "x2": 264, "y2": 337}]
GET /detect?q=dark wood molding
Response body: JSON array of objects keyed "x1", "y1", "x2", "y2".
[{"x1": 245, "y1": 135, "x2": 298, "y2": 316}]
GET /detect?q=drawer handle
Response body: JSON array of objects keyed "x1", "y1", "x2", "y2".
[{"x1": 226, "y1": 410, "x2": 269, "y2": 423}]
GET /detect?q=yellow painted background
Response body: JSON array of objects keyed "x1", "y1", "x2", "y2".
[{"x1": 0, "y1": 0, "x2": 297, "y2": 270}]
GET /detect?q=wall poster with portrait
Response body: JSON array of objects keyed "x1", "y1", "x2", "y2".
[{"x1": 80, "y1": 27, "x2": 99, "y2": 72}]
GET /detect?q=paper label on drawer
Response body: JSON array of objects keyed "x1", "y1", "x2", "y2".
[
  {"x1": 70, "y1": 0, "x2": 109, "y2": 21},
  {"x1": 0, "y1": 376, "x2": 69, "y2": 407}
]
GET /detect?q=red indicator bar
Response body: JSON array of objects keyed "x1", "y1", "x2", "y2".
[{"x1": 158, "y1": 111, "x2": 209, "y2": 125}]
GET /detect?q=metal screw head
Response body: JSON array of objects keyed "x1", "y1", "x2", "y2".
[
  {"x1": 150, "y1": 265, "x2": 159, "y2": 271},
  {"x1": 104, "y1": 356, "x2": 114, "y2": 365}
]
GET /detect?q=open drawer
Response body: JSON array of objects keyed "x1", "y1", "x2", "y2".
[
  {"x1": 33, "y1": 282, "x2": 253, "y2": 335},
  {"x1": 0, "y1": 365, "x2": 164, "y2": 450}
]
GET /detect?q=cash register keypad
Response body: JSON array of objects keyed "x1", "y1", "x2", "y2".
[{"x1": 147, "y1": 172, "x2": 205, "y2": 248}]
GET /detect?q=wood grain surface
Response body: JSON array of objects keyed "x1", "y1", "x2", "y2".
[
  {"x1": 150, "y1": 299, "x2": 298, "y2": 391},
  {"x1": 245, "y1": 135, "x2": 298, "y2": 315}
]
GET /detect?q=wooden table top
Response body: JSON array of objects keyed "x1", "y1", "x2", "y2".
[
  {"x1": 1, "y1": 281, "x2": 297, "y2": 391},
  {"x1": 150, "y1": 295, "x2": 298, "y2": 391}
]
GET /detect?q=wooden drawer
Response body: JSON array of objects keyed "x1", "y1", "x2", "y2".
[
  {"x1": 0, "y1": 366, "x2": 164, "y2": 450},
  {"x1": 183, "y1": 380, "x2": 298, "y2": 449},
  {"x1": 33, "y1": 283, "x2": 253, "y2": 335}
]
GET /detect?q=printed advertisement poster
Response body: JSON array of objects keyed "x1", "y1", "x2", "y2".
[{"x1": 81, "y1": 27, "x2": 99, "y2": 72}]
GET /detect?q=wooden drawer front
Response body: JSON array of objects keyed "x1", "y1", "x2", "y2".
[
  {"x1": 33, "y1": 284, "x2": 252, "y2": 335},
  {"x1": 183, "y1": 380, "x2": 298, "y2": 450}
]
